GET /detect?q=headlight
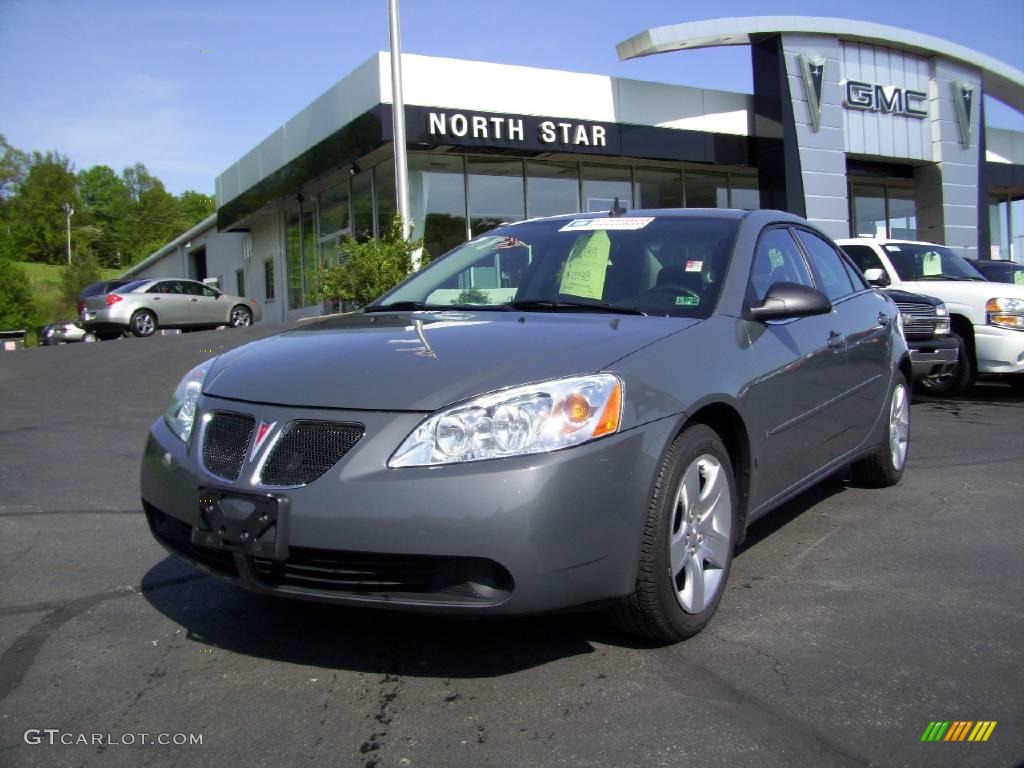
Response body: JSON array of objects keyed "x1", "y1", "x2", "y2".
[
  {"x1": 986, "y1": 298, "x2": 1024, "y2": 330},
  {"x1": 894, "y1": 310, "x2": 904, "y2": 339},
  {"x1": 163, "y1": 358, "x2": 216, "y2": 442},
  {"x1": 934, "y1": 302, "x2": 950, "y2": 335},
  {"x1": 389, "y1": 374, "x2": 623, "y2": 467}
]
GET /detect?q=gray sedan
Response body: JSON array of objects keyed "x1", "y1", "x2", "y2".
[
  {"x1": 142, "y1": 209, "x2": 910, "y2": 642},
  {"x1": 80, "y1": 278, "x2": 261, "y2": 338}
]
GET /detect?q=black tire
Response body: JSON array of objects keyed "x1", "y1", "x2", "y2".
[
  {"x1": 1008, "y1": 376, "x2": 1024, "y2": 393},
  {"x1": 229, "y1": 305, "x2": 253, "y2": 327},
  {"x1": 129, "y1": 309, "x2": 157, "y2": 337},
  {"x1": 96, "y1": 330, "x2": 123, "y2": 341},
  {"x1": 918, "y1": 332, "x2": 973, "y2": 396},
  {"x1": 82, "y1": 333, "x2": 97, "y2": 343},
  {"x1": 851, "y1": 375, "x2": 910, "y2": 488},
  {"x1": 609, "y1": 424, "x2": 738, "y2": 643}
]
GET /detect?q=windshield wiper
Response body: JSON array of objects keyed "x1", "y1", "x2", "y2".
[
  {"x1": 365, "y1": 302, "x2": 516, "y2": 313},
  {"x1": 508, "y1": 299, "x2": 646, "y2": 316},
  {"x1": 915, "y1": 275, "x2": 983, "y2": 281}
]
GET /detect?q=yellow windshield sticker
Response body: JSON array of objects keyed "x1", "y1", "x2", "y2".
[
  {"x1": 922, "y1": 251, "x2": 942, "y2": 276},
  {"x1": 559, "y1": 230, "x2": 611, "y2": 300},
  {"x1": 1014, "y1": 271, "x2": 1024, "y2": 285},
  {"x1": 769, "y1": 248, "x2": 785, "y2": 269},
  {"x1": 675, "y1": 296, "x2": 699, "y2": 306}
]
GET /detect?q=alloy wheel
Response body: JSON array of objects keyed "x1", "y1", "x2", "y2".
[{"x1": 890, "y1": 382, "x2": 910, "y2": 470}]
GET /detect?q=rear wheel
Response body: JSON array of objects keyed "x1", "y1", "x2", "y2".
[
  {"x1": 851, "y1": 375, "x2": 910, "y2": 487},
  {"x1": 83, "y1": 333, "x2": 97, "y2": 343},
  {"x1": 96, "y1": 330, "x2": 123, "y2": 341},
  {"x1": 230, "y1": 305, "x2": 253, "y2": 327},
  {"x1": 918, "y1": 332, "x2": 973, "y2": 396},
  {"x1": 609, "y1": 424, "x2": 737, "y2": 643},
  {"x1": 129, "y1": 309, "x2": 157, "y2": 337}
]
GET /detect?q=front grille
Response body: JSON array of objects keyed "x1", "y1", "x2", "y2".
[
  {"x1": 144, "y1": 502, "x2": 239, "y2": 577},
  {"x1": 259, "y1": 421, "x2": 363, "y2": 487},
  {"x1": 896, "y1": 301, "x2": 939, "y2": 337},
  {"x1": 250, "y1": 547, "x2": 512, "y2": 604},
  {"x1": 202, "y1": 411, "x2": 255, "y2": 481}
]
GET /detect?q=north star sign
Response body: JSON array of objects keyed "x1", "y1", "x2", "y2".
[
  {"x1": 427, "y1": 111, "x2": 609, "y2": 147},
  {"x1": 843, "y1": 80, "x2": 928, "y2": 118}
]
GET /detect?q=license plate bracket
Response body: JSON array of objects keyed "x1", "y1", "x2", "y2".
[{"x1": 192, "y1": 488, "x2": 290, "y2": 560}]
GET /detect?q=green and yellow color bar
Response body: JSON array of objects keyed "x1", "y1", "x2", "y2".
[{"x1": 920, "y1": 721, "x2": 997, "y2": 742}]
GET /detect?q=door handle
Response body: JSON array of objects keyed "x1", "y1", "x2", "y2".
[
  {"x1": 153, "y1": 296, "x2": 161, "y2": 301},
  {"x1": 190, "y1": 297, "x2": 199, "y2": 302},
  {"x1": 828, "y1": 331, "x2": 845, "y2": 350}
]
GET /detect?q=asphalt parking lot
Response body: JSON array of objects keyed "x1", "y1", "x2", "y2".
[{"x1": 0, "y1": 326, "x2": 1021, "y2": 768}]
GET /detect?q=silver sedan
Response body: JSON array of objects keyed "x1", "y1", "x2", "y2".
[{"x1": 80, "y1": 278, "x2": 262, "y2": 338}]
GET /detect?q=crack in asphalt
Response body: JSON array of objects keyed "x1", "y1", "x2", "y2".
[{"x1": 0, "y1": 573, "x2": 207, "y2": 704}]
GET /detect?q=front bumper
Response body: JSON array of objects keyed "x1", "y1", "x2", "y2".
[
  {"x1": 141, "y1": 394, "x2": 676, "y2": 614},
  {"x1": 907, "y1": 337, "x2": 959, "y2": 381},
  {"x1": 974, "y1": 324, "x2": 1024, "y2": 375}
]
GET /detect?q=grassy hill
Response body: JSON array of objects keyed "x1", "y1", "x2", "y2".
[{"x1": 19, "y1": 261, "x2": 123, "y2": 319}]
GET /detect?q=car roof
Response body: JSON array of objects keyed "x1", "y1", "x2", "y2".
[{"x1": 507, "y1": 207, "x2": 777, "y2": 227}]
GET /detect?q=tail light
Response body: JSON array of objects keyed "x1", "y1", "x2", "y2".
[
  {"x1": 77, "y1": 301, "x2": 86, "y2": 313},
  {"x1": 105, "y1": 294, "x2": 124, "y2": 306}
]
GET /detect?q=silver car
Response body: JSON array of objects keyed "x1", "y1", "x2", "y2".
[
  {"x1": 142, "y1": 209, "x2": 909, "y2": 643},
  {"x1": 81, "y1": 278, "x2": 262, "y2": 338}
]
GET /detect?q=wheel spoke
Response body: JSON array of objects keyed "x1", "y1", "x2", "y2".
[
  {"x1": 700, "y1": 528, "x2": 730, "y2": 567},
  {"x1": 695, "y1": 460, "x2": 726, "y2": 522},
  {"x1": 680, "y1": 461, "x2": 701, "y2": 516},
  {"x1": 680, "y1": 555, "x2": 705, "y2": 613},
  {"x1": 669, "y1": 514, "x2": 689, "y2": 573}
]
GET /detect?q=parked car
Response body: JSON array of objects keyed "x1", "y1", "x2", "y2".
[
  {"x1": 38, "y1": 320, "x2": 97, "y2": 345},
  {"x1": 881, "y1": 289, "x2": 959, "y2": 392},
  {"x1": 143, "y1": 209, "x2": 910, "y2": 643},
  {"x1": 968, "y1": 259, "x2": 1024, "y2": 285},
  {"x1": 80, "y1": 278, "x2": 262, "y2": 338},
  {"x1": 838, "y1": 238, "x2": 1024, "y2": 394}
]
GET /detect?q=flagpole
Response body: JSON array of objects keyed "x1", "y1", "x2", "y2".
[{"x1": 388, "y1": 0, "x2": 413, "y2": 261}]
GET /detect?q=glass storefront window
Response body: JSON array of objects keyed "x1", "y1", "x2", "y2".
[
  {"x1": 1013, "y1": 198, "x2": 1024, "y2": 263},
  {"x1": 634, "y1": 168, "x2": 682, "y2": 209},
  {"x1": 409, "y1": 154, "x2": 468, "y2": 258},
  {"x1": 989, "y1": 197, "x2": 1009, "y2": 259},
  {"x1": 729, "y1": 175, "x2": 760, "y2": 209},
  {"x1": 375, "y1": 159, "x2": 396, "y2": 236},
  {"x1": 852, "y1": 184, "x2": 887, "y2": 238},
  {"x1": 887, "y1": 188, "x2": 916, "y2": 240},
  {"x1": 319, "y1": 180, "x2": 350, "y2": 237},
  {"x1": 468, "y1": 158, "x2": 525, "y2": 236},
  {"x1": 285, "y1": 205, "x2": 317, "y2": 310},
  {"x1": 526, "y1": 161, "x2": 579, "y2": 218},
  {"x1": 351, "y1": 169, "x2": 374, "y2": 242},
  {"x1": 685, "y1": 171, "x2": 728, "y2": 208},
  {"x1": 582, "y1": 164, "x2": 631, "y2": 212}
]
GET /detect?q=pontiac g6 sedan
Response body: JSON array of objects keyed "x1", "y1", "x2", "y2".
[{"x1": 142, "y1": 209, "x2": 910, "y2": 642}]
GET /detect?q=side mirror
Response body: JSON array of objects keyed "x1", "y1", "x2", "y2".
[
  {"x1": 750, "y1": 282, "x2": 832, "y2": 322},
  {"x1": 863, "y1": 268, "x2": 890, "y2": 287}
]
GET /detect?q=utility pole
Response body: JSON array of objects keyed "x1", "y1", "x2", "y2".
[
  {"x1": 62, "y1": 202, "x2": 74, "y2": 265},
  {"x1": 388, "y1": 0, "x2": 414, "y2": 264}
]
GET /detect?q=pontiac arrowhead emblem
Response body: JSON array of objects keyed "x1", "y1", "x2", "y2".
[
  {"x1": 952, "y1": 81, "x2": 975, "y2": 148},
  {"x1": 251, "y1": 421, "x2": 276, "y2": 460},
  {"x1": 798, "y1": 54, "x2": 827, "y2": 132}
]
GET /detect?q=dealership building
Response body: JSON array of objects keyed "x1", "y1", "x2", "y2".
[{"x1": 124, "y1": 16, "x2": 1024, "y2": 324}]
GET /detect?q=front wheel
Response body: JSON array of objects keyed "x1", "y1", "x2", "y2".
[
  {"x1": 609, "y1": 424, "x2": 737, "y2": 643},
  {"x1": 129, "y1": 309, "x2": 157, "y2": 337},
  {"x1": 917, "y1": 332, "x2": 973, "y2": 396},
  {"x1": 229, "y1": 305, "x2": 253, "y2": 327},
  {"x1": 851, "y1": 375, "x2": 910, "y2": 488}
]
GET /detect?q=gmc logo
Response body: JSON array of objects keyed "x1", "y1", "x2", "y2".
[{"x1": 843, "y1": 80, "x2": 928, "y2": 118}]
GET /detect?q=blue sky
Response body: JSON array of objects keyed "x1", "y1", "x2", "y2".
[{"x1": 1, "y1": 0, "x2": 1022, "y2": 196}]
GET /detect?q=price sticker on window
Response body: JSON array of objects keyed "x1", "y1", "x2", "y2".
[{"x1": 560, "y1": 230, "x2": 611, "y2": 300}]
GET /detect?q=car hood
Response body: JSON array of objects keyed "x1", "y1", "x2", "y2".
[
  {"x1": 895, "y1": 279, "x2": 1024, "y2": 305},
  {"x1": 205, "y1": 311, "x2": 696, "y2": 411}
]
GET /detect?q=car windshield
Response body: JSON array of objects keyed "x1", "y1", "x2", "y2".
[
  {"x1": 372, "y1": 216, "x2": 741, "y2": 319},
  {"x1": 882, "y1": 243, "x2": 985, "y2": 281}
]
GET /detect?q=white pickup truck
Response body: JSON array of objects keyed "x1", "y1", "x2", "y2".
[{"x1": 837, "y1": 238, "x2": 1024, "y2": 395}]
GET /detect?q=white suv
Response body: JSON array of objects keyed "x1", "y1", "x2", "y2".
[{"x1": 837, "y1": 238, "x2": 1024, "y2": 395}]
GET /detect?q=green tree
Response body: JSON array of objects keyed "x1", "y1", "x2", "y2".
[
  {"x1": 78, "y1": 165, "x2": 133, "y2": 267},
  {"x1": 0, "y1": 134, "x2": 30, "y2": 200},
  {"x1": 118, "y1": 163, "x2": 187, "y2": 263},
  {"x1": 5, "y1": 151, "x2": 78, "y2": 264},
  {"x1": 312, "y1": 215, "x2": 426, "y2": 308},
  {"x1": 57, "y1": 248, "x2": 101, "y2": 318},
  {"x1": 0, "y1": 258, "x2": 37, "y2": 330},
  {"x1": 179, "y1": 190, "x2": 215, "y2": 226}
]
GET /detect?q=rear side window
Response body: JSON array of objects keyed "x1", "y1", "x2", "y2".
[
  {"x1": 750, "y1": 228, "x2": 813, "y2": 303},
  {"x1": 841, "y1": 244, "x2": 885, "y2": 275},
  {"x1": 796, "y1": 230, "x2": 855, "y2": 301}
]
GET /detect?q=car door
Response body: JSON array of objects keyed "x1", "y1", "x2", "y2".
[
  {"x1": 178, "y1": 281, "x2": 221, "y2": 325},
  {"x1": 742, "y1": 227, "x2": 852, "y2": 503},
  {"x1": 795, "y1": 228, "x2": 892, "y2": 455},
  {"x1": 145, "y1": 281, "x2": 188, "y2": 325}
]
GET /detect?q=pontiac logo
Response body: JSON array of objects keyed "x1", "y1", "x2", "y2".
[
  {"x1": 798, "y1": 55, "x2": 826, "y2": 132},
  {"x1": 952, "y1": 81, "x2": 975, "y2": 148},
  {"x1": 251, "y1": 421, "x2": 276, "y2": 460}
]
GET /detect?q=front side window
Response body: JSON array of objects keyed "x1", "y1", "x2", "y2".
[
  {"x1": 795, "y1": 229, "x2": 855, "y2": 301},
  {"x1": 749, "y1": 228, "x2": 813, "y2": 303},
  {"x1": 840, "y1": 244, "x2": 885, "y2": 276},
  {"x1": 375, "y1": 216, "x2": 740, "y2": 319}
]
